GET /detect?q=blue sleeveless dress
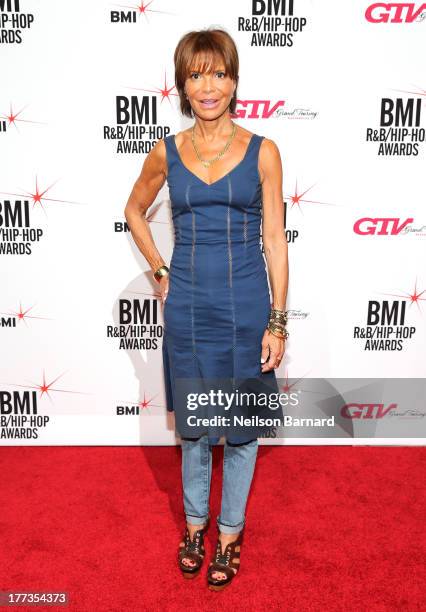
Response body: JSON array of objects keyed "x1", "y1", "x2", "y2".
[{"x1": 162, "y1": 132, "x2": 278, "y2": 444}]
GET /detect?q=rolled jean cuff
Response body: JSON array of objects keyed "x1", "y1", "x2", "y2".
[
  {"x1": 186, "y1": 514, "x2": 209, "y2": 526},
  {"x1": 216, "y1": 516, "x2": 245, "y2": 535}
]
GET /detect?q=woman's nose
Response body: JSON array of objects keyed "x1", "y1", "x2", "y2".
[{"x1": 201, "y1": 76, "x2": 215, "y2": 93}]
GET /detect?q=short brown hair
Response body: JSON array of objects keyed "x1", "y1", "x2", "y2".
[{"x1": 174, "y1": 28, "x2": 239, "y2": 118}]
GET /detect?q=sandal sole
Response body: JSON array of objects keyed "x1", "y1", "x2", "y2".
[
  {"x1": 182, "y1": 570, "x2": 200, "y2": 579},
  {"x1": 208, "y1": 581, "x2": 232, "y2": 591},
  {"x1": 179, "y1": 563, "x2": 202, "y2": 579},
  {"x1": 207, "y1": 572, "x2": 237, "y2": 591}
]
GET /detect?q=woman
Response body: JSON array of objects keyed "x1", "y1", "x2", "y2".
[{"x1": 124, "y1": 28, "x2": 288, "y2": 591}]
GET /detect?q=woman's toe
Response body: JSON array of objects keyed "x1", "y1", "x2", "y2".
[
  {"x1": 212, "y1": 571, "x2": 226, "y2": 580},
  {"x1": 183, "y1": 558, "x2": 195, "y2": 567}
]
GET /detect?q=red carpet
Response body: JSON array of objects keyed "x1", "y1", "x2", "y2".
[{"x1": 1, "y1": 446, "x2": 425, "y2": 611}]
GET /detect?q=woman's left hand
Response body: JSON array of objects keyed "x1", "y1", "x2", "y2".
[{"x1": 260, "y1": 329, "x2": 285, "y2": 372}]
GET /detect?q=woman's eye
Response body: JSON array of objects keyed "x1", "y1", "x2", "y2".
[
  {"x1": 190, "y1": 72, "x2": 200, "y2": 79},
  {"x1": 216, "y1": 71, "x2": 226, "y2": 78}
]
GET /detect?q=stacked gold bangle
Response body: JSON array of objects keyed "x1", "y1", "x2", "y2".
[{"x1": 267, "y1": 308, "x2": 289, "y2": 340}]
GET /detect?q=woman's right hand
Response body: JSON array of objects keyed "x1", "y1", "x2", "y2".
[{"x1": 159, "y1": 274, "x2": 169, "y2": 306}]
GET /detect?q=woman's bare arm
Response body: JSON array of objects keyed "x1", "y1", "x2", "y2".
[
  {"x1": 258, "y1": 137, "x2": 288, "y2": 372},
  {"x1": 259, "y1": 138, "x2": 288, "y2": 311},
  {"x1": 124, "y1": 139, "x2": 169, "y2": 276}
]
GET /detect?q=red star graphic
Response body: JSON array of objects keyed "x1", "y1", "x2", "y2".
[
  {"x1": 120, "y1": 391, "x2": 163, "y2": 413},
  {"x1": 3, "y1": 370, "x2": 89, "y2": 403},
  {"x1": 381, "y1": 277, "x2": 426, "y2": 313},
  {"x1": 390, "y1": 85, "x2": 426, "y2": 98},
  {"x1": 113, "y1": 1, "x2": 173, "y2": 21},
  {"x1": 127, "y1": 70, "x2": 178, "y2": 106},
  {"x1": 389, "y1": 85, "x2": 426, "y2": 110},
  {"x1": 145, "y1": 201, "x2": 168, "y2": 223},
  {"x1": 119, "y1": 202, "x2": 167, "y2": 227},
  {"x1": 0, "y1": 302, "x2": 51, "y2": 326},
  {"x1": 279, "y1": 368, "x2": 308, "y2": 393},
  {"x1": 0, "y1": 103, "x2": 45, "y2": 131},
  {"x1": 0, "y1": 176, "x2": 84, "y2": 216},
  {"x1": 139, "y1": 391, "x2": 162, "y2": 410},
  {"x1": 285, "y1": 179, "x2": 337, "y2": 215}
]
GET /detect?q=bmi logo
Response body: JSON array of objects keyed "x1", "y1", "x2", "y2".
[
  {"x1": 0, "y1": 0, "x2": 35, "y2": 44},
  {"x1": 106, "y1": 296, "x2": 163, "y2": 350},
  {"x1": 237, "y1": 0, "x2": 310, "y2": 47},
  {"x1": 0, "y1": 177, "x2": 82, "y2": 255},
  {"x1": 354, "y1": 278, "x2": 425, "y2": 351},
  {"x1": 110, "y1": 1, "x2": 172, "y2": 25},
  {"x1": 366, "y1": 86, "x2": 425, "y2": 155},
  {"x1": 0, "y1": 369, "x2": 88, "y2": 440},
  {"x1": 103, "y1": 73, "x2": 175, "y2": 154},
  {"x1": 116, "y1": 390, "x2": 164, "y2": 416}
]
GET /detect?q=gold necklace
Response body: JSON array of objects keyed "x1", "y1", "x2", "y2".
[{"x1": 191, "y1": 122, "x2": 237, "y2": 168}]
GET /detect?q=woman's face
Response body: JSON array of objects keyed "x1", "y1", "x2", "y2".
[{"x1": 184, "y1": 54, "x2": 236, "y2": 118}]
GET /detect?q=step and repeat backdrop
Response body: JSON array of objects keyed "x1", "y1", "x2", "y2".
[{"x1": 1, "y1": 1, "x2": 425, "y2": 445}]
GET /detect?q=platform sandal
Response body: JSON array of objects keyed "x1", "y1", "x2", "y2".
[
  {"x1": 207, "y1": 528, "x2": 244, "y2": 591},
  {"x1": 177, "y1": 517, "x2": 210, "y2": 579}
]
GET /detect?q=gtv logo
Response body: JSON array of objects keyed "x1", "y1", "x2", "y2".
[
  {"x1": 233, "y1": 100, "x2": 284, "y2": 119},
  {"x1": 365, "y1": 3, "x2": 426, "y2": 22},
  {"x1": 341, "y1": 403, "x2": 397, "y2": 418},
  {"x1": 353, "y1": 217, "x2": 414, "y2": 235}
]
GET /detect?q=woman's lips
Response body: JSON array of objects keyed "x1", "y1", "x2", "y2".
[{"x1": 199, "y1": 99, "x2": 220, "y2": 109}]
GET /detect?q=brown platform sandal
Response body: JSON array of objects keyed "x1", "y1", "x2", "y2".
[
  {"x1": 177, "y1": 517, "x2": 210, "y2": 579},
  {"x1": 207, "y1": 528, "x2": 244, "y2": 591}
]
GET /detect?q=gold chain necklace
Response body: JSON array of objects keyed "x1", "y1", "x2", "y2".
[{"x1": 191, "y1": 122, "x2": 237, "y2": 168}]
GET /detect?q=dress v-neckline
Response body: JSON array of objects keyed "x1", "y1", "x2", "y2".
[{"x1": 171, "y1": 133, "x2": 256, "y2": 187}]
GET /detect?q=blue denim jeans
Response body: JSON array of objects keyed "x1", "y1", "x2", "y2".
[{"x1": 180, "y1": 435, "x2": 258, "y2": 535}]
